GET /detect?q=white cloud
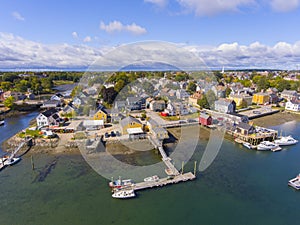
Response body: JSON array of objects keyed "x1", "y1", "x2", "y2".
[
  {"x1": 72, "y1": 32, "x2": 78, "y2": 39},
  {"x1": 100, "y1": 20, "x2": 147, "y2": 35},
  {"x1": 144, "y1": 0, "x2": 168, "y2": 7},
  {"x1": 0, "y1": 32, "x2": 103, "y2": 69},
  {"x1": 177, "y1": 0, "x2": 255, "y2": 16},
  {"x1": 12, "y1": 11, "x2": 25, "y2": 21},
  {"x1": 270, "y1": 0, "x2": 300, "y2": 12},
  {"x1": 83, "y1": 36, "x2": 92, "y2": 42},
  {"x1": 1, "y1": 32, "x2": 300, "y2": 70}
]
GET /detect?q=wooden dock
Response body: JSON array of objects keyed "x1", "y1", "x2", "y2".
[
  {"x1": 111, "y1": 135, "x2": 197, "y2": 197},
  {"x1": 132, "y1": 172, "x2": 196, "y2": 191}
]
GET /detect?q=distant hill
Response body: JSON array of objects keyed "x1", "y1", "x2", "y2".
[{"x1": 119, "y1": 61, "x2": 182, "y2": 71}]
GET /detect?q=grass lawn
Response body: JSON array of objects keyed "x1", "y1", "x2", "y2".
[{"x1": 19, "y1": 129, "x2": 42, "y2": 138}]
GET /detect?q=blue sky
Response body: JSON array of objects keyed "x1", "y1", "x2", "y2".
[{"x1": 1, "y1": 0, "x2": 300, "y2": 69}]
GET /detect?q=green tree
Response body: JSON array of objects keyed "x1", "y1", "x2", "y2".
[
  {"x1": 205, "y1": 90, "x2": 217, "y2": 107},
  {"x1": 257, "y1": 76, "x2": 270, "y2": 91},
  {"x1": 197, "y1": 95, "x2": 209, "y2": 109},
  {"x1": 225, "y1": 87, "x2": 232, "y2": 97},
  {"x1": 276, "y1": 79, "x2": 291, "y2": 92},
  {"x1": 0, "y1": 81, "x2": 13, "y2": 91},
  {"x1": 4, "y1": 96, "x2": 15, "y2": 108},
  {"x1": 114, "y1": 80, "x2": 126, "y2": 92},
  {"x1": 187, "y1": 81, "x2": 197, "y2": 94}
]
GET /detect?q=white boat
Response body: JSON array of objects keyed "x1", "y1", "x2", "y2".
[
  {"x1": 257, "y1": 141, "x2": 280, "y2": 151},
  {"x1": 0, "y1": 120, "x2": 4, "y2": 126},
  {"x1": 242, "y1": 142, "x2": 253, "y2": 149},
  {"x1": 144, "y1": 175, "x2": 159, "y2": 182},
  {"x1": 4, "y1": 157, "x2": 21, "y2": 166},
  {"x1": 112, "y1": 189, "x2": 136, "y2": 199},
  {"x1": 288, "y1": 174, "x2": 300, "y2": 190},
  {"x1": 274, "y1": 136, "x2": 298, "y2": 146}
]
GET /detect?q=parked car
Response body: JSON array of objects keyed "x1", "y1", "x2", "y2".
[
  {"x1": 104, "y1": 132, "x2": 109, "y2": 138},
  {"x1": 115, "y1": 131, "x2": 120, "y2": 136}
]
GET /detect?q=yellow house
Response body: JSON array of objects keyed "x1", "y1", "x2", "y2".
[
  {"x1": 120, "y1": 116, "x2": 143, "y2": 135},
  {"x1": 93, "y1": 108, "x2": 108, "y2": 122},
  {"x1": 228, "y1": 94, "x2": 253, "y2": 107},
  {"x1": 252, "y1": 93, "x2": 270, "y2": 105}
]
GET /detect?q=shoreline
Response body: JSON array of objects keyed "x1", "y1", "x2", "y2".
[{"x1": 2, "y1": 112, "x2": 300, "y2": 157}]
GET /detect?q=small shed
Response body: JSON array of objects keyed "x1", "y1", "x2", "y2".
[
  {"x1": 235, "y1": 122, "x2": 256, "y2": 135},
  {"x1": 199, "y1": 113, "x2": 212, "y2": 126}
]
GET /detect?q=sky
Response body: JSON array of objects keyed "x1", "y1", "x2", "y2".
[{"x1": 0, "y1": 0, "x2": 300, "y2": 70}]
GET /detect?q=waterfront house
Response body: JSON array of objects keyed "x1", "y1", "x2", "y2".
[
  {"x1": 214, "y1": 98, "x2": 236, "y2": 114},
  {"x1": 285, "y1": 99, "x2": 300, "y2": 112},
  {"x1": 36, "y1": 108, "x2": 63, "y2": 127},
  {"x1": 152, "y1": 127, "x2": 169, "y2": 140},
  {"x1": 252, "y1": 92, "x2": 270, "y2": 105},
  {"x1": 199, "y1": 113, "x2": 212, "y2": 126},
  {"x1": 3, "y1": 91, "x2": 24, "y2": 100},
  {"x1": 41, "y1": 100, "x2": 61, "y2": 109},
  {"x1": 235, "y1": 122, "x2": 256, "y2": 135},
  {"x1": 119, "y1": 116, "x2": 143, "y2": 135},
  {"x1": 164, "y1": 102, "x2": 176, "y2": 116},
  {"x1": 149, "y1": 100, "x2": 166, "y2": 112},
  {"x1": 281, "y1": 90, "x2": 298, "y2": 100}
]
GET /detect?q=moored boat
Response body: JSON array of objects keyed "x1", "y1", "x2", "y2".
[
  {"x1": 109, "y1": 177, "x2": 134, "y2": 189},
  {"x1": 288, "y1": 174, "x2": 300, "y2": 190},
  {"x1": 0, "y1": 120, "x2": 4, "y2": 126},
  {"x1": 257, "y1": 141, "x2": 280, "y2": 151},
  {"x1": 4, "y1": 157, "x2": 21, "y2": 166},
  {"x1": 274, "y1": 135, "x2": 298, "y2": 146},
  {"x1": 242, "y1": 142, "x2": 253, "y2": 149},
  {"x1": 112, "y1": 189, "x2": 136, "y2": 199},
  {"x1": 144, "y1": 175, "x2": 159, "y2": 182}
]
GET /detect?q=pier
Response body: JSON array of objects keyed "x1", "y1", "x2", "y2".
[{"x1": 112, "y1": 135, "x2": 196, "y2": 197}]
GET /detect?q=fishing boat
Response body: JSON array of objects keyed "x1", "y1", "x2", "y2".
[
  {"x1": 257, "y1": 141, "x2": 280, "y2": 151},
  {"x1": 144, "y1": 175, "x2": 159, "y2": 182},
  {"x1": 274, "y1": 135, "x2": 298, "y2": 146},
  {"x1": 0, "y1": 120, "x2": 4, "y2": 126},
  {"x1": 288, "y1": 174, "x2": 300, "y2": 190},
  {"x1": 112, "y1": 189, "x2": 136, "y2": 199},
  {"x1": 109, "y1": 177, "x2": 134, "y2": 189}
]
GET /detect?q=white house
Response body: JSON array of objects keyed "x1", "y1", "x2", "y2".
[
  {"x1": 36, "y1": 109, "x2": 63, "y2": 127},
  {"x1": 214, "y1": 98, "x2": 236, "y2": 114},
  {"x1": 176, "y1": 89, "x2": 190, "y2": 100},
  {"x1": 285, "y1": 99, "x2": 300, "y2": 112}
]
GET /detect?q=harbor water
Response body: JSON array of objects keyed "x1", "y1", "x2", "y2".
[{"x1": 0, "y1": 115, "x2": 300, "y2": 225}]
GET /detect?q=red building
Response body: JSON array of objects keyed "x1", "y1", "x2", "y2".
[{"x1": 199, "y1": 113, "x2": 212, "y2": 126}]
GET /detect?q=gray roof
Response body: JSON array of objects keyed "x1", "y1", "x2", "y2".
[
  {"x1": 152, "y1": 127, "x2": 167, "y2": 133},
  {"x1": 200, "y1": 113, "x2": 211, "y2": 119},
  {"x1": 120, "y1": 116, "x2": 141, "y2": 128},
  {"x1": 215, "y1": 98, "x2": 234, "y2": 107},
  {"x1": 148, "y1": 118, "x2": 159, "y2": 126},
  {"x1": 236, "y1": 122, "x2": 254, "y2": 131}
]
